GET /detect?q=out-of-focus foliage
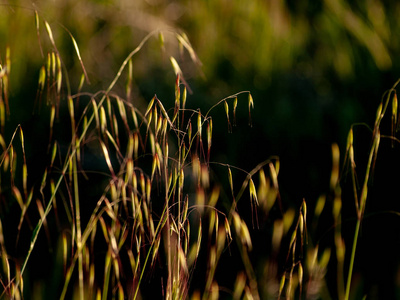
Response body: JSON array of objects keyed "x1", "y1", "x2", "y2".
[
  {"x1": 2, "y1": 0, "x2": 398, "y2": 92},
  {"x1": 1, "y1": 0, "x2": 399, "y2": 206}
]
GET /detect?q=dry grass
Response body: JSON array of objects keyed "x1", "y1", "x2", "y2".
[{"x1": 0, "y1": 8, "x2": 400, "y2": 300}]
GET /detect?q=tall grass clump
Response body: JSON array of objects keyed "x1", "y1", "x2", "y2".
[
  {"x1": 1, "y1": 6, "x2": 400, "y2": 300},
  {"x1": 0, "y1": 11, "x2": 282, "y2": 300}
]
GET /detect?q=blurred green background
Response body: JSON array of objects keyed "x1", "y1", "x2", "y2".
[
  {"x1": 1, "y1": 0, "x2": 399, "y2": 203},
  {"x1": 1, "y1": 1, "x2": 400, "y2": 297}
]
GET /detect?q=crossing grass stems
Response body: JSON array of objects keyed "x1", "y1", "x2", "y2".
[{"x1": 0, "y1": 9, "x2": 399, "y2": 300}]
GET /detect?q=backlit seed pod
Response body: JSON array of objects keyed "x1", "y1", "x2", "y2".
[
  {"x1": 91, "y1": 99, "x2": 99, "y2": 130},
  {"x1": 175, "y1": 74, "x2": 180, "y2": 107},
  {"x1": 139, "y1": 173, "x2": 146, "y2": 199},
  {"x1": 228, "y1": 167, "x2": 234, "y2": 194},
  {"x1": 156, "y1": 115, "x2": 163, "y2": 138},
  {"x1": 314, "y1": 195, "x2": 325, "y2": 218},
  {"x1": 188, "y1": 121, "x2": 192, "y2": 142},
  {"x1": 298, "y1": 263, "x2": 303, "y2": 289},
  {"x1": 146, "y1": 110, "x2": 153, "y2": 134},
  {"x1": 22, "y1": 163, "x2": 28, "y2": 197},
  {"x1": 289, "y1": 229, "x2": 296, "y2": 251},
  {"x1": 269, "y1": 162, "x2": 278, "y2": 190},
  {"x1": 349, "y1": 145, "x2": 355, "y2": 169},
  {"x1": 46, "y1": 52, "x2": 51, "y2": 80},
  {"x1": 125, "y1": 159, "x2": 134, "y2": 184},
  {"x1": 278, "y1": 274, "x2": 285, "y2": 297},
  {"x1": 302, "y1": 199, "x2": 307, "y2": 226},
  {"x1": 161, "y1": 118, "x2": 168, "y2": 139},
  {"x1": 208, "y1": 245, "x2": 217, "y2": 270},
  {"x1": 375, "y1": 102, "x2": 382, "y2": 125},
  {"x1": 126, "y1": 58, "x2": 133, "y2": 100},
  {"x1": 145, "y1": 96, "x2": 155, "y2": 118},
  {"x1": 38, "y1": 65, "x2": 46, "y2": 91},
  {"x1": 201, "y1": 164, "x2": 210, "y2": 188},
  {"x1": 68, "y1": 96, "x2": 75, "y2": 132},
  {"x1": 248, "y1": 93, "x2": 254, "y2": 126},
  {"x1": 117, "y1": 96, "x2": 127, "y2": 124},
  {"x1": 78, "y1": 73, "x2": 85, "y2": 93},
  {"x1": 232, "y1": 212, "x2": 241, "y2": 235},
  {"x1": 100, "y1": 106, "x2": 107, "y2": 135},
  {"x1": 233, "y1": 97, "x2": 237, "y2": 126},
  {"x1": 333, "y1": 195, "x2": 341, "y2": 221},
  {"x1": 12, "y1": 186, "x2": 23, "y2": 209},
  {"x1": 131, "y1": 107, "x2": 138, "y2": 129},
  {"x1": 346, "y1": 128, "x2": 353, "y2": 151},
  {"x1": 195, "y1": 219, "x2": 202, "y2": 259},
  {"x1": 182, "y1": 195, "x2": 189, "y2": 223},
  {"x1": 197, "y1": 110, "x2": 202, "y2": 139},
  {"x1": 178, "y1": 246, "x2": 188, "y2": 274},
  {"x1": 112, "y1": 114, "x2": 119, "y2": 141},
  {"x1": 146, "y1": 178, "x2": 151, "y2": 203},
  {"x1": 224, "y1": 217, "x2": 232, "y2": 241},
  {"x1": 335, "y1": 235, "x2": 345, "y2": 262},
  {"x1": 0, "y1": 134, "x2": 5, "y2": 150},
  {"x1": 182, "y1": 86, "x2": 187, "y2": 109},
  {"x1": 149, "y1": 133, "x2": 155, "y2": 155},
  {"x1": 319, "y1": 248, "x2": 331, "y2": 269},
  {"x1": 233, "y1": 272, "x2": 246, "y2": 300},
  {"x1": 283, "y1": 209, "x2": 295, "y2": 234},
  {"x1": 299, "y1": 212, "x2": 304, "y2": 237},
  {"x1": 151, "y1": 153, "x2": 160, "y2": 180},
  {"x1": 153, "y1": 107, "x2": 158, "y2": 132},
  {"x1": 179, "y1": 168, "x2": 184, "y2": 190},
  {"x1": 56, "y1": 54, "x2": 62, "y2": 93},
  {"x1": 110, "y1": 181, "x2": 117, "y2": 203},
  {"x1": 126, "y1": 134, "x2": 134, "y2": 159},
  {"x1": 192, "y1": 155, "x2": 200, "y2": 184},
  {"x1": 249, "y1": 178, "x2": 258, "y2": 205},
  {"x1": 330, "y1": 143, "x2": 340, "y2": 190},
  {"x1": 207, "y1": 119, "x2": 212, "y2": 159},
  {"x1": 196, "y1": 187, "x2": 205, "y2": 214},
  {"x1": 257, "y1": 169, "x2": 268, "y2": 207},
  {"x1": 208, "y1": 209, "x2": 215, "y2": 235},
  {"x1": 158, "y1": 31, "x2": 165, "y2": 50},
  {"x1": 224, "y1": 101, "x2": 232, "y2": 132},
  {"x1": 51, "y1": 52, "x2": 56, "y2": 78},
  {"x1": 210, "y1": 282, "x2": 219, "y2": 300},
  {"x1": 133, "y1": 132, "x2": 139, "y2": 160},
  {"x1": 393, "y1": 93, "x2": 398, "y2": 125},
  {"x1": 155, "y1": 143, "x2": 163, "y2": 166},
  {"x1": 224, "y1": 101, "x2": 229, "y2": 121},
  {"x1": 240, "y1": 219, "x2": 252, "y2": 250}
]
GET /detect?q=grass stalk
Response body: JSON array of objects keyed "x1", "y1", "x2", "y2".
[
  {"x1": 344, "y1": 78, "x2": 400, "y2": 300},
  {"x1": 72, "y1": 153, "x2": 84, "y2": 300}
]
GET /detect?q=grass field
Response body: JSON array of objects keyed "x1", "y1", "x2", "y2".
[{"x1": 1, "y1": 2, "x2": 400, "y2": 300}]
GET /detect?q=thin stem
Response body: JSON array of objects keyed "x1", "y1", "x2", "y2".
[
  {"x1": 344, "y1": 220, "x2": 360, "y2": 300},
  {"x1": 73, "y1": 154, "x2": 84, "y2": 300},
  {"x1": 344, "y1": 78, "x2": 400, "y2": 300}
]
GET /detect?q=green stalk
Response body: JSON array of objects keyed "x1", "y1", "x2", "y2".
[
  {"x1": 344, "y1": 120, "x2": 379, "y2": 300},
  {"x1": 73, "y1": 153, "x2": 84, "y2": 300},
  {"x1": 344, "y1": 79, "x2": 400, "y2": 300}
]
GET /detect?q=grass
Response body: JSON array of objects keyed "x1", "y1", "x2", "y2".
[{"x1": 0, "y1": 7, "x2": 400, "y2": 300}]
